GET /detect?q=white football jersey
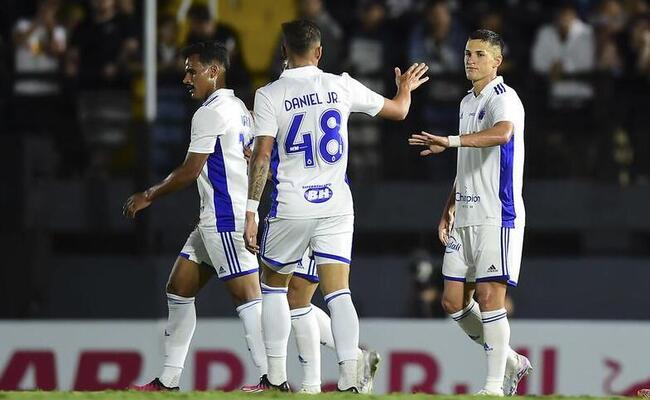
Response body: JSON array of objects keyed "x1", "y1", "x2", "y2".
[
  {"x1": 253, "y1": 66, "x2": 384, "y2": 219},
  {"x1": 455, "y1": 76, "x2": 525, "y2": 228},
  {"x1": 188, "y1": 88, "x2": 254, "y2": 232}
]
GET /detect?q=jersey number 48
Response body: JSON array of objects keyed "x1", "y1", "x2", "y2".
[{"x1": 284, "y1": 109, "x2": 343, "y2": 167}]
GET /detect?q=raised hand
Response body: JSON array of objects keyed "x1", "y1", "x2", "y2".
[
  {"x1": 395, "y1": 63, "x2": 429, "y2": 92},
  {"x1": 408, "y1": 131, "x2": 450, "y2": 156}
]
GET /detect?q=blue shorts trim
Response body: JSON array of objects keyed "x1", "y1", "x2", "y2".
[
  {"x1": 220, "y1": 268, "x2": 258, "y2": 282},
  {"x1": 178, "y1": 253, "x2": 212, "y2": 268},
  {"x1": 442, "y1": 274, "x2": 466, "y2": 282},
  {"x1": 260, "y1": 254, "x2": 301, "y2": 269},
  {"x1": 476, "y1": 275, "x2": 510, "y2": 284},
  {"x1": 312, "y1": 251, "x2": 351, "y2": 264},
  {"x1": 293, "y1": 272, "x2": 320, "y2": 283}
]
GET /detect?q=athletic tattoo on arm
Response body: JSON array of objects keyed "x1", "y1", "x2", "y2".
[{"x1": 248, "y1": 155, "x2": 269, "y2": 201}]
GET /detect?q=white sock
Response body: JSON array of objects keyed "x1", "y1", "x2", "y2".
[
  {"x1": 236, "y1": 298, "x2": 267, "y2": 377},
  {"x1": 481, "y1": 308, "x2": 510, "y2": 393},
  {"x1": 261, "y1": 283, "x2": 290, "y2": 385},
  {"x1": 324, "y1": 289, "x2": 359, "y2": 390},
  {"x1": 312, "y1": 304, "x2": 335, "y2": 349},
  {"x1": 160, "y1": 293, "x2": 196, "y2": 388},
  {"x1": 450, "y1": 301, "x2": 518, "y2": 368},
  {"x1": 291, "y1": 305, "x2": 321, "y2": 389}
]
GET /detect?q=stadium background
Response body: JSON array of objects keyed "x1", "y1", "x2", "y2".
[{"x1": 0, "y1": 0, "x2": 649, "y2": 395}]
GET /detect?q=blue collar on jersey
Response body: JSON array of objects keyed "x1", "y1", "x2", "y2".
[{"x1": 469, "y1": 76, "x2": 504, "y2": 97}]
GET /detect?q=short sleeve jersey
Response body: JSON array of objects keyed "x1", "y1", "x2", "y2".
[
  {"x1": 189, "y1": 88, "x2": 253, "y2": 232},
  {"x1": 253, "y1": 66, "x2": 384, "y2": 219},
  {"x1": 455, "y1": 76, "x2": 526, "y2": 228}
]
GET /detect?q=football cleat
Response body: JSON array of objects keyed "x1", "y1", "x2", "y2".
[
  {"x1": 503, "y1": 353, "x2": 533, "y2": 396},
  {"x1": 358, "y1": 349, "x2": 382, "y2": 394},
  {"x1": 241, "y1": 374, "x2": 290, "y2": 392},
  {"x1": 476, "y1": 388, "x2": 505, "y2": 396},
  {"x1": 128, "y1": 378, "x2": 179, "y2": 392}
]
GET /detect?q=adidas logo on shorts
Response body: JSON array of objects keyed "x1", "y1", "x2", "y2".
[
  {"x1": 219, "y1": 266, "x2": 226, "y2": 274},
  {"x1": 487, "y1": 265, "x2": 498, "y2": 273}
]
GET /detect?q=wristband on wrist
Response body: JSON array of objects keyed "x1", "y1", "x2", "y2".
[
  {"x1": 448, "y1": 135, "x2": 461, "y2": 148},
  {"x1": 246, "y1": 199, "x2": 259, "y2": 213}
]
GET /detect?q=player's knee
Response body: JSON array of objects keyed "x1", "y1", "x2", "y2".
[
  {"x1": 441, "y1": 294, "x2": 464, "y2": 315},
  {"x1": 287, "y1": 289, "x2": 310, "y2": 309},
  {"x1": 232, "y1": 287, "x2": 261, "y2": 305},
  {"x1": 475, "y1": 289, "x2": 495, "y2": 309},
  {"x1": 166, "y1": 281, "x2": 195, "y2": 298}
]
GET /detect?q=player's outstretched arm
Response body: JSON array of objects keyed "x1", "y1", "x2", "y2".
[
  {"x1": 378, "y1": 62, "x2": 429, "y2": 121},
  {"x1": 244, "y1": 136, "x2": 274, "y2": 254},
  {"x1": 122, "y1": 152, "x2": 209, "y2": 218},
  {"x1": 408, "y1": 121, "x2": 514, "y2": 155}
]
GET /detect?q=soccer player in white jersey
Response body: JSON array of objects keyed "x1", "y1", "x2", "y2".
[
  {"x1": 408, "y1": 30, "x2": 532, "y2": 396},
  {"x1": 122, "y1": 42, "x2": 266, "y2": 391},
  {"x1": 243, "y1": 19, "x2": 428, "y2": 392},
  {"x1": 240, "y1": 146, "x2": 379, "y2": 394}
]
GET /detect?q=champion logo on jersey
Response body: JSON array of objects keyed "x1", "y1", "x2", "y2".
[
  {"x1": 219, "y1": 266, "x2": 226, "y2": 274},
  {"x1": 304, "y1": 185, "x2": 333, "y2": 203},
  {"x1": 478, "y1": 109, "x2": 486, "y2": 120},
  {"x1": 487, "y1": 265, "x2": 498, "y2": 273}
]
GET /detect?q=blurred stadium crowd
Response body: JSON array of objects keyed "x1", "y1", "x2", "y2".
[{"x1": 1, "y1": 0, "x2": 649, "y2": 185}]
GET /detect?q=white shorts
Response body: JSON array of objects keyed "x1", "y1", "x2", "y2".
[
  {"x1": 180, "y1": 227, "x2": 258, "y2": 281},
  {"x1": 442, "y1": 225, "x2": 523, "y2": 287},
  {"x1": 259, "y1": 215, "x2": 354, "y2": 274},
  {"x1": 294, "y1": 249, "x2": 319, "y2": 283}
]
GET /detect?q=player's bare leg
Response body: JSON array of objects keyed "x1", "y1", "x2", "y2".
[
  {"x1": 318, "y1": 263, "x2": 360, "y2": 392},
  {"x1": 259, "y1": 263, "x2": 292, "y2": 390},
  {"x1": 224, "y1": 272, "x2": 267, "y2": 383},
  {"x1": 288, "y1": 277, "x2": 322, "y2": 393}
]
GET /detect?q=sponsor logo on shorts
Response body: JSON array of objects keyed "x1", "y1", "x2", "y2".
[
  {"x1": 487, "y1": 265, "x2": 498, "y2": 273},
  {"x1": 445, "y1": 236, "x2": 462, "y2": 253},
  {"x1": 484, "y1": 342, "x2": 493, "y2": 351},
  {"x1": 304, "y1": 185, "x2": 333, "y2": 203},
  {"x1": 219, "y1": 266, "x2": 226, "y2": 274}
]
